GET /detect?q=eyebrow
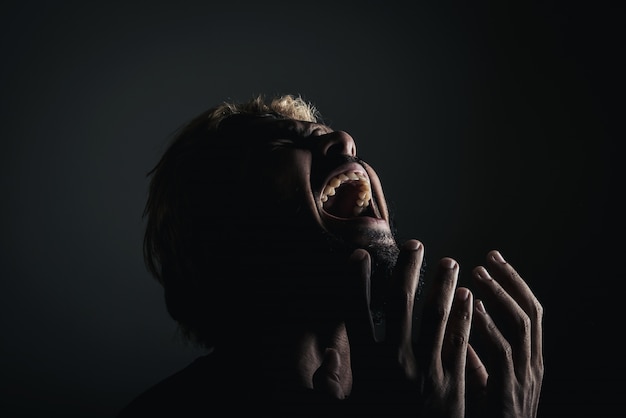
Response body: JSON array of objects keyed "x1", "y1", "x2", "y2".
[{"x1": 216, "y1": 115, "x2": 335, "y2": 151}]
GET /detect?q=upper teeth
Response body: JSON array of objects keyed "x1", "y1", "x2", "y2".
[{"x1": 321, "y1": 170, "x2": 372, "y2": 216}]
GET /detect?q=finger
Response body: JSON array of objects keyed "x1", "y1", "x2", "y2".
[
  {"x1": 312, "y1": 348, "x2": 346, "y2": 399},
  {"x1": 465, "y1": 343, "x2": 488, "y2": 415},
  {"x1": 472, "y1": 298, "x2": 515, "y2": 395},
  {"x1": 441, "y1": 287, "x2": 473, "y2": 385},
  {"x1": 416, "y1": 257, "x2": 459, "y2": 378},
  {"x1": 344, "y1": 249, "x2": 390, "y2": 397},
  {"x1": 344, "y1": 249, "x2": 377, "y2": 345},
  {"x1": 466, "y1": 343, "x2": 488, "y2": 390},
  {"x1": 472, "y1": 266, "x2": 532, "y2": 377},
  {"x1": 386, "y1": 240, "x2": 424, "y2": 349},
  {"x1": 485, "y1": 250, "x2": 543, "y2": 362}
]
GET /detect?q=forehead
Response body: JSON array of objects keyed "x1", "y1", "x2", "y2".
[{"x1": 262, "y1": 117, "x2": 332, "y2": 136}]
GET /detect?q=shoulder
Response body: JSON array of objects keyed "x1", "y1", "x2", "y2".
[{"x1": 117, "y1": 354, "x2": 218, "y2": 417}]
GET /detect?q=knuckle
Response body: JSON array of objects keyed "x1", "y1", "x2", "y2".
[
  {"x1": 486, "y1": 319, "x2": 499, "y2": 334},
  {"x1": 510, "y1": 269, "x2": 522, "y2": 282},
  {"x1": 435, "y1": 305, "x2": 450, "y2": 325},
  {"x1": 536, "y1": 360, "x2": 544, "y2": 379},
  {"x1": 515, "y1": 314, "x2": 531, "y2": 336},
  {"x1": 448, "y1": 331, "x2": 468, "y2": 348},
  {"x1": 493, "y1": 285, "x2": 508, "y2": 300},
  {"x1": 497, "y1": 341, "x2": 514, "y2": 362},
  {"x1": 452, "y1": 305, "x2": 471, "y2": 322},
  {"x1": 532, "y1": 299, "x2": 544, "y2": 320},
  {"x1": 535, "y1": 359, "x2": 545, "y2": 377}
]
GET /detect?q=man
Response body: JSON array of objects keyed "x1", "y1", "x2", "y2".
[{"x1": 119, "y1": 94, "x2": 543, "y2": 417}]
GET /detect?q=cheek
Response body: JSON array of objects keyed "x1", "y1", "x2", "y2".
[{"x1": 261, "y1": 150, "x2": 312, "y2": 203}]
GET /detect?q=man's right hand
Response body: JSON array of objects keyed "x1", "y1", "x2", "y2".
[{"x1": 344, "y1": 240, "x2": 543, "y2": 418}]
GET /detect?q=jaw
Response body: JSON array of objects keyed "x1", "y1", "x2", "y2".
[
  {"x1": 251, "y1": 152, "x2": 396, "y2": 254},
  {"x1": 320, "y1": 213, "x2": 395, "y2": 249}
]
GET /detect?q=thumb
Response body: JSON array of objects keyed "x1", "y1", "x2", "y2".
[{"x1": 312, "y1": 348, "x2": 346, "y2": 400}]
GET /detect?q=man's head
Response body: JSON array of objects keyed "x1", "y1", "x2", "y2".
[{"x1": 143, "y1": 94, "x2": 399, "y2": 348}]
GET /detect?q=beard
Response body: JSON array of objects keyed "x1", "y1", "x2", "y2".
[
  {"x1": 321, "y1": 226, "x2": 400, "y2": 308},
  {"x1": 240, "y1": 204, "x2": 401, "y2": 326}
]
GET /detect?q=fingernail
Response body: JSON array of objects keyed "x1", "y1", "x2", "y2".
[
  {"x1": 475, "y1": 299, "x2": 487, "y2": 314},
  {"x1": 474, "y1": 267, "x2": 492, "y2": 281},
  {"x1": 441, "y1": 258, "x2": 457, "y2": 269},
  {"x1": 403, "y1": 240, "x2": 422, "y2": 251},
  {"x1": 349, "y1": 249, "x2": 367, "y2": 261},
  {"x1": 456, "y1": 287, "x2": 470, "y2": 301},
  {"x1": 491, "y1": 251, "x2": 506, "y2": 264}
]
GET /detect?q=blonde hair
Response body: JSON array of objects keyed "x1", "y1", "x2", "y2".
[
  {"x1": 142, "y1": 94, "x2": 322, "y2": 348},
  {"x1": 205, "y1": 94, "x2": 321, "y2": 130}
]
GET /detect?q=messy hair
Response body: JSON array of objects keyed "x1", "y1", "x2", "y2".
[{"x1": 142, "y1": 94, "x2": 320, "y2": 348}]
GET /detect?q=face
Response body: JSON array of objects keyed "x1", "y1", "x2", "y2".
[
  {"x1": 239, "y1": 117, "x2": 393, "y2": 238},
  {"x1": 231, "y1": 116, "x2": 400, "y2": 285}
]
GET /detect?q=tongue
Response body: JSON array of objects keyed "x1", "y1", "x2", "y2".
[{"x1": 323, "y1": 183, "x2": 361, "y2": 218}]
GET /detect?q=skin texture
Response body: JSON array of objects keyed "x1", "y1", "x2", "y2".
[
  {"x1": 342, "y1": 244, "x2": 543, "y2": 417},
  {"x1": 231, "y1": 117, "x2": 544, "y2": 416},
  {"x1": 127, "y1": 100, "x2": 544, "y2": 417}
]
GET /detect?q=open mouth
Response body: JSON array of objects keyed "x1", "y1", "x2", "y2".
[{"x1": 319, "y1": 167, "x2": 381, "y2": 220}]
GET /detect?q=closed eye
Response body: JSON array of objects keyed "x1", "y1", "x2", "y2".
[
  {"x1": 267, "y1": 138, "x2": 296, "y2": 151},
  {"x1": 259, "y1": 122, "x2": 332, "y2": 151}
]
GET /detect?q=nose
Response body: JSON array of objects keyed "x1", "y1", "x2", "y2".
[{"x1": 317, "y1": 130, "x2": 357, "y2": 157}]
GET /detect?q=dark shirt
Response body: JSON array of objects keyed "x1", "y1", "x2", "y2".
[
  {"x1": 118, "y1": 353, "x2": 348, "y2": 417},
  {"x1": 118, "y1": 355, "x2": 218, "y2": 417}
]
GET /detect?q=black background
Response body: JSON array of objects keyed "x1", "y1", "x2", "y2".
[{"x1": 1, "y1": 1, "x2": 623, "y2": 416}]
